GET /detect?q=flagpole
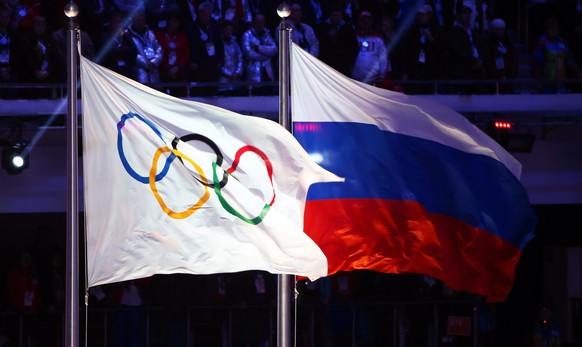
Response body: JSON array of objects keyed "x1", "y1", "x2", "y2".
[
  {"x1": 277, "y1": 3, "x2": 293, "y2": 347},
  {"x1": 64, "y1": 2, "x2": 80, "y2": 347}
]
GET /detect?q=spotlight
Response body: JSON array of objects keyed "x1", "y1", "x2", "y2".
[{"x1": 2, "y1": 141, "x2": 30, "y2": 174}]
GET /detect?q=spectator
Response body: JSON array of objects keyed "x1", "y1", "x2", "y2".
[
  {"x1": 80, "y1": 0, "x2": 116, "y2": 40},
  {"x1": 49, "y1": 25, "x2": 96, "y2": 82},
  {"x1": 315, "y1": 2, "x2": 359, "y2": 77},
  {"x1": 246, "y1": 0, "x2": 280, "y2": 34},
  {"x1": 195, "y1": 274, "x2": 232, "y2": 346},
  {"x1": 38, "y1": 249, "x2": 65, "y2": 346},
  {"x1": 351, "y1": 11, "x2": 387, "y2": 85},
  {"x1": 180, "y1": 0, "x2": 253, "y2": 33},
  {"x1": 376, "y1": 15, "x2": 401, "y2": 91},
  {"x1": 6, "y1": 251, "x2": 42, "y2": 345},
  {"x1": 447, "y1": 4, "x2": 487, "y2": 93},
  {"x1": 322, "y1": 272, "x2": 360, "y2": 346},
  {"x1": 295, "y1": 0, "x2": 324, "y2": 27},
  {"x1": 461, "y1": 0, "x2": 494, "y2": 34},
  {"x1": 398, "y1": 4, "x2": 446, "y2": 93},
  {"x1": 567, "y1": 15, "x2": 582, "y2": 92},
  {"x1": 111, "y1": 279, "x2": 149, "y2": 347},
  {"x1": 426, "y1": 0, "x2": 456, "y2": 29},
  {"x1": 21, "y1": 15, "x2": 53, "y2": 97},
  {"x1": 485, "y1": 18, "x2": 518, "y2": 93},
  {"x1": 146, "y1": 0, "x2": 179, "y2": 31},
  {"x1": 296, "y1": 278, "x2": 325, "y2": 346},
  {"x1": 207, "y1": 0, "x2": 224, "y2": 23},
  {"x1": 231, "y1": 271, "x2": 275, "y2": 347},
  {"x1": 476, "y1": 300, "x2": 497, "y2": 347},
  {"x1": 526, "y1": 0, "x2": 556, "y2": 50},
  {"x1": 96, "y1": 11, "x2": 137, "y2": 79},
  {"x1": 378, "y1": 14, "x2": 396, "y2": 52},
  {"x1": 6, "y1": 251, "x2": 41, "y2": 312},
  {"x1": 11, "y1": 0, "x2": 41, "y2": 34},
  {"x1": 185, "y1": 2, "x2": 224, "y2": 84},
  {"x1": 124, "y1": 10, "x2": 163, "y2": 84},
  {"x1": 149, "y1": 274, "x2": 195, "y2": 346},
  {"x1": 533, "y1": 18, "x2": 582, "y2": 93},
  {"x1": 155, "y1": 12, "x2": 189, "y2": 87},
  {"x1": 177, "y1": 0, "x2": 198, "y2": 23},
  {"x1": 39, "y1": 250, "x2": 65, "y2": 312},
  {"x1": 287, "y1": 2, "x2": 319, "y2": 57},
  {"x1": 202, "y1": 0, "x2": 244, "y2": 24},
  {"x1": 0, "y1": 8, "x2": 25, "y2": 98},
  {"x1": 241, "y1": 13, "x2": 276, "y2": 83},
  {"x1": 479, "y1": 0, "x2": 494, "y2": 34},
  {"x1": 340, "y1": 0, "x2": 361, "y2": 24},
  {"x1": 530, "y1": 303, "x2": 561, "y2": 347},
  {"x1": 220, "y1": 20, "x2": 243, "y2": 83},
  {"x1": 221, "y1": 0, "x2": 243, "y2": 24}
]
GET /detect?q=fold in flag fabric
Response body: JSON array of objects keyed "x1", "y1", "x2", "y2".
[
  {"x1": 80, "y1": 55, "x2": 340, "y2": 287},
  {"x1": 291, "y1": 43, "x2": 537, "y2": 302}
]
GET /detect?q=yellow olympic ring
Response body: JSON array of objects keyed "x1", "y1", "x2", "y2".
[{"x1": 149, "y1": 146, "x2": 211, "y2": 219}]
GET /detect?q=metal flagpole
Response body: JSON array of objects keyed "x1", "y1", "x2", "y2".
[
  {"x1": 64, "y1": 2, "x2": 80, "y2": 347},
  {"x1": 277, "y1": 3, "x2": 293, "y2": 347}
]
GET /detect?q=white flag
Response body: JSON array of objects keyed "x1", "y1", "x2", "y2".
[{"x1": 80, "y1": 56, "x2": 340, "y2": 287}]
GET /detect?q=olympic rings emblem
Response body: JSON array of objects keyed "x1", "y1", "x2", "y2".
[{"x1": 116, "y1": 112, "x2": 275, "y2": 225}]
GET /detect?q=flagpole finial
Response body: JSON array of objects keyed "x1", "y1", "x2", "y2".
[
  {"x1": 277, "y1": 2, "x2": 291, "y2": 18},
  {"x1": 64, "y1": 2, "x2": 79, "y2": 18}
]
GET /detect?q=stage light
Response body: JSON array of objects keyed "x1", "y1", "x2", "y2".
[{"x1": 2, "y1": 141, "x2": 30, "y2": 174}]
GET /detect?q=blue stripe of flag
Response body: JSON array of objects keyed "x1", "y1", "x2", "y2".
[{"x1": 294, "y1": 121, "x2": 536, "y2": 249}]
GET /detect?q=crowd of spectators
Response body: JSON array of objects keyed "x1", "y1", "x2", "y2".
[
  {"x1": 0, "y1": 241, "x2": 482, "y2": 346},
  {"x1": 1, "y1": 0, "x2": 582, "y2": 98},
  {"x1": 0, "y1": 235, "x2": 561, "y2": 347}
]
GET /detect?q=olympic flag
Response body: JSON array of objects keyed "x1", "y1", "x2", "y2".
[
  {"x1": 291, "y1": 43, "x2": 537, "y2": 302},
  {"x1": 80, "y1": 55, "x2": 340, "y2": 287}
]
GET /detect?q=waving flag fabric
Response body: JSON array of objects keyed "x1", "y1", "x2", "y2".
[
  {"x1": 80, "y1": 55, "x2": 340, "y2": 287},
  {"x1": 291, "y1": 43, "x2": 537, "y2": 302}
]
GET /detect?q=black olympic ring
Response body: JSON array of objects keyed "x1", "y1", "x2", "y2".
[{"x1": 171, "y1": 133, "x2": 229, "y2": 188}]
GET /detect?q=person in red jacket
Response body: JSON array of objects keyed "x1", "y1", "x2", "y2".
[
  {"x1": 6, "y1": 250, "x2": 42, "y2": 346},
  {"x1": 6, "y1": 250, "x2": 41, "y2": 312},
  {"x1": 156, "y1": 12, "x2": 190, "y2": 91}
]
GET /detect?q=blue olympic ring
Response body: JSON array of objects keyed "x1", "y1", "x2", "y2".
[{"x1": 117, "y1": 112, "x2": 176, "y2": 184}]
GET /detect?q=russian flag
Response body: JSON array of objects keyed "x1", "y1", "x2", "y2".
[{"x1": 291, "y1": 43, "x2": 537, "y2": 302}]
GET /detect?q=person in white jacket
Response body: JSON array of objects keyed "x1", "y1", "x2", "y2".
[
  {"x1": 288, "y1": 2, "x2": 319, "y2": 57},
  {"x1": 241, "y1": 13, "x2": 277, "y2": 82},
  {"x1": 125, "y1": 11, "x2": 163, "y2": 85},
  {"x1": 351, "y1": 11, "x2": 387, "y2": 85},
  {"x1": 220, "y1": 21, "x2": 244, "y2": 82}
]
